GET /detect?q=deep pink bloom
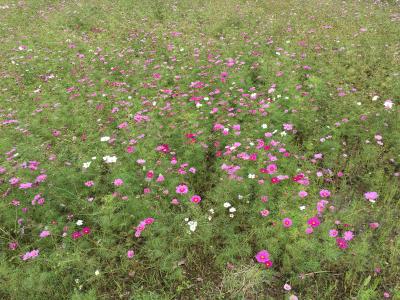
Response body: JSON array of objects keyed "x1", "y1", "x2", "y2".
[
  {"x1": 336, "y1": 238, "x2": 348, "y2": 249},
  {"x1": 266, "y1": 164, "x2": 277, "y2": 174},
  {"x1": 176, "y1": 184, "x2": 188, "y2": 194},
  {"x1": 82, "y1": 227, "x2": 91, "y2": 235},
  {"x1": 264, "y1": 260, "x2": 273, "y2": 268},
  {"x1": 282, "y1": 218, "x2": 293, "y2": 228},
  {"x1": 307, "y1": 216, "x2": 321, "y2": 228},
  {"x1": 72, "y1": 231, "x2": 82, "y2": 240},
  {"x1": 127, "y1": 250, "x2": 135, "y2": 259},
  {"x1": 255, "y1": 250, "x2": 270, "y2": 263},
  {"x1": 144, "y1": 218, "x2": 155, "y2": 225},
  {"x1": 190, "y1": 195, "x2": 202, "y2": 204}
]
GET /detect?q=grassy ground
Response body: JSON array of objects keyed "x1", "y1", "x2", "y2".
[{"x1": 0, "y1": 0, "x2": 399, "y2": 299}]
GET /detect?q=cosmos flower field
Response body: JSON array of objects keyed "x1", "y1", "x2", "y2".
[{"x1": 0, "y1": 0, "x2": 399, "y2": 299}]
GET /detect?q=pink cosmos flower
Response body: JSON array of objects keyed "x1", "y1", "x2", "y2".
[
  {"x1": 369, "y1": 222, "x2": 379, "y2": 229},
  {"x1": 85, "y1": 181, "x2": 94, "y2": 187},
  {"x1": 176, "y1": 184, "x2": 188, "y2": 194},
  {"x1": 171, "y1": 198, "x2": 180, "y2": 205},
  {"x1": 255, "y1": 250, "x2": 270, "y2": 263},
  {"x1": 329, "y1": 229, "x2": 338, "y2": 237},
  {"x1": 343, "y1": 231, "x2": 354, "y2": 241},
  {"x1": 144, "y1": 218, "x2": 155, "y2": 225},
  {"x1": 127, "y1": 250, "x2": 135, "y2": 259},
  {"x1": 8, "y1": 242, "x2": 18, "y2": 250},
  {"x1": 266, "y1": 164, "x2": 277, "y2": 174},
  {"x1": 264, "y1": 260, "x2": 273, "y2": 268},
  {"x1": 336, "y1": 238, "x2": 348, "y2": 249},
  {"x1": 260, "y1": 209, "x2": 270, "y2": 217},
  {"x1": 298, "y1": 191, "x2": 308, "y2": 198},
  {"x1": 22, "y1": 249, "x2": 39, "y2": 261},
  {"x1": 307, "y1": 217, "x2": 321, "y2": 228},
  {"x1": 82, "y1": 227, "x2": 91, "y2": 235},
  {"x1": 190, "y1": 195, "x2": 202, "y2": 204},
  {"x1": 319, "y1": 189, "x2": 331, "y2": 198},
  {"x1": 364, "y1": 192, "x2": 378, "y2": 203},
  {"x1": 114, "y1": 178, "x2": 124, "y2": 186},
  {"x1": 305, "y1": 227, "x2": 313, "y2": 234},
  {"x1": 283, "y1": 284, "x2": 292, "y2": 291},
  {"x1": 72, "y1": 231, "x2": 82, "y2": 240},
  {"x1": 39, "y1": 230, "x2": 50, "y2": 238},
  {"x1": 283, "y1": 218, "x2": 293, "y2": 228},
  {"x1": 10, "y1": 177, "x2": 20, "y2": 185},
  {"x1": 19, "y1": 182, "x2": 33, "y2": 189},
  {"x1": 35, "y1": 174, "x2": 47, "y2": 183}
]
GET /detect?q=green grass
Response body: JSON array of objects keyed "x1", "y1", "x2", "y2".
[{"x1": 0, "y1": 0, "x2": 399, "y2": 299}]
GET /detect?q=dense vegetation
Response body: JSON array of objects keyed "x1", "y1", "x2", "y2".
[{"x1": 0, "y1": 0, "x2": 399, "y2": 299}]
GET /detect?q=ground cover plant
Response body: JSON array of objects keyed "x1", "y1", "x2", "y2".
[{"x1": 0, "y1": 0, "x2": 399, "y2": 299}]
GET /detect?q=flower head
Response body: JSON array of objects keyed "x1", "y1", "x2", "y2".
[
  {"x1": 282, "y1": 218, "x2": 293, "y2": 228},
  {"x1": 255, "y1": 250, "x2": 270, "y2": 263}
]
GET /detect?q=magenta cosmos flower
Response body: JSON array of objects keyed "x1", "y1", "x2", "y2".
[
  {"x1": 176, "y1": 184, "x2": 188, "y2": 194},
  {"x1": 127, "y1": 250, "x2": 135, "y2": 259},
  {"x1": 319, "y1": 189, "x2": 331, "y2": 198},
  {"x1": 282, "y1": 218, "x2": 293, "y2": 228},
  {"x1": 190, "y1": 195, "x2": 202, "y2": 204},
  {"x1": 336, "y1": 238, "x2": 348, "y2": 249},
  {"x1": 255, "y1": 250, "x2": 270, "y2": 263},
  {"x1": 113, "y1": 178, "x2": 124, "y2": 186},
  {"x1": 307, "y1": 216, "x2": 321, "y2": 228}
]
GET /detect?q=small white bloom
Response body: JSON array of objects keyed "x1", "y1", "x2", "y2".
[
  {"x1": 103, "y1": 155, "x2": 117, "y2": 163},
  {"x1": 248, "y1": 173, "x2": 255, "y2": 179},
  {"x1": 82, "y1": 161, "x2": 91, "y2": 169},
  {"x1": 95, "y1": 270, "x2": 100, "y2": 276},
  {"x1": 209, "y1": 209, "x2": 214, "y2": 214},
  {"x1": 229, "y1": 214, "x2": 234, "y2": 218},
  {"x1": 299, "y1": 206, "x2": 306, "y2": 210},
  {"x1": 208, "y1": 216, "x2": 212, "y2": 221},
  {"x1": 76, "y1": 220, "x2": 83, "y2": 226},
  {"x1": 184, "y1": 218, "x2": 189, "y2": 222},
  {"x1": 280, "y1": 131, "x2": 287, "y2": 136},
  {"x1": 238, "y1": 195, "x2": 243, "y2": 200},
  {"x1": 229, "y1": 207, "x2": 236, "y2": 213},
  {"x1": 372, "y1": 95, "x2": 379, "y2": 101},
  {"x1": 261, "y1": 124, "x2": 268, "y2": 129},
  {"x1": 92, "y1": 156, "x2": 96, "y2": 160},
  {"x1": 384, "y1": 100, "x2": 393, "y2": 109},
  {"x1": 100, "y1": 136, "x2": 110, "y2": 142},
  {"x1": 223, "y1": 202, "x2": 231, "y2": 208}
]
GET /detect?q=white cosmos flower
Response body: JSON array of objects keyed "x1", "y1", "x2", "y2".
[
  {"x1": 229, "y1": 207, "x2": 236, "y2": 213},
  {"x1": 100, "y1": 136, "x2": 110, "y2": 142},
  {"x1": 76, "y1": 220, "x2": 83, "y2": 226},
  {"x1": 82, "y1": 161, "x2": 91, "y2": 169},
  {"x1": 262, "y1": 124, "x2": 268, "y2": 129},
  {"x1": 103, "y1": 155, "x2": 117, "y2": 163},
  {"x1": 384, "y1": 100, "x2": 393, "y2": 109},
  {"x1": 223, "y1": 202, "x2": 231, "y2": 208}
]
